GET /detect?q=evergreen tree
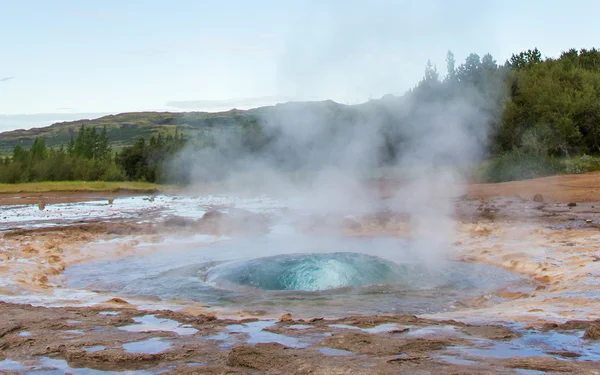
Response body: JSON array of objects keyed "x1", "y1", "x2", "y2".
[
  {"x1": 67, "y1": 134, "x2": 75, "y2": 156},
  {"x1": 74, "y1": 124, "x2": 86, "y2": 157},
  {"x1": 97, "y1": 126, "x2": 111, "y2": 160},
  {"x1": 445, "y1": 50, "x2": 456, "y2": 82}
]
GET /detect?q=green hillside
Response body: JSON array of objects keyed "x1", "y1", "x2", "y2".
[{"x1": 0, "y1": 109, "x2": 253, "y2": 154}]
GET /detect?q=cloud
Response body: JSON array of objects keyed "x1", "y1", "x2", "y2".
[
  {"x1": 166, "y1": 96, "x2": 295, "y2": 110},
  {"x1": 0, "y1": 76, "x2": 14, "y2": 82}
]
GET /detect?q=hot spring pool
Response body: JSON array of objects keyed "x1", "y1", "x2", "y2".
[{"x1": 65, "y1": 235, "x2": 528, "y2": 317}]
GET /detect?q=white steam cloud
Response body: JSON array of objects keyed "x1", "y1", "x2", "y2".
[
  {"x1": 168, "y1": 90, "x2": 491, "y2": 268},
  {"x1": 167, "y1": 3, "x2": 495, "y2": 268}
]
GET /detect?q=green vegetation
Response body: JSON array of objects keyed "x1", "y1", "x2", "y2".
[
  {"x1": 1, "y1": 47, "x2": 600, "y2": 184},
  {"x1": 0, "y1": 111, "x2": 248, "y2": 155},
  {"x1": 0, "y1": 181, "x2": 161, "y2": 194},
  {"x1": 406, "y1": 47, "x2": 600, "y2": 182},
  {"x1": 0, "y1": 123, "x2": 186, "y2": 184},
  {"x1": 116, "y1": 131, "x2": 186, "y2": 182},
  {"x1": 0, "y1": 125, "x2": 125, "y2": 183}
]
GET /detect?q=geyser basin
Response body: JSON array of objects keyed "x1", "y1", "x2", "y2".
[
  {"x1": 66, "y1": 236, "x2": 529, "y2": 317},
  {"x1": 205, "y1": 252, "x2": 431, "y2": 291}
]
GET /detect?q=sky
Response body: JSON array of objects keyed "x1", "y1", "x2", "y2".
[{"x1": 1, "y1": 0, "x2": 600, "y2": 129}]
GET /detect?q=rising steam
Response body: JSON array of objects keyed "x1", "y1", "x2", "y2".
[
  {"x1": 167, "y1": 87, "x2": 492, "y2": 267},
  {"x1": 166, "y1": 5, "x2": 496, "y2": 267}
]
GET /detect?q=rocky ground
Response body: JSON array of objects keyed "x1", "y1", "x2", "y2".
[{"x1": 1, "y1": 173, "x2": 600, "y2": 374}]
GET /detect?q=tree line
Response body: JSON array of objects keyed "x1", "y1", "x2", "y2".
[
  {"x1": 405, "y1": 47, "x2": 600, "y2": 181},
  {"x1": 1, "y1": 46, "x2": 600, "y2": 184},
  {"x1": 0, "y1": 124, "x2": 186, "y2": 183}
]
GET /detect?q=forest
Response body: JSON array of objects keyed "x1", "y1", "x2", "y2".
[{"x1": 1, "y1": 47, "x2": 600, "y2": 184}]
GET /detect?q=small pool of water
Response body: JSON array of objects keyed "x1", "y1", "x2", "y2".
[
  {"x1": 204, "y1": 320, "x2": 327, "y2": 348},
  {"x1": 83, "y1": 345, "x2": 106, "y2": 353},
  {"x1": 123, "y1": 338, "x2": 171, "y2": 354},
  {"x1": 318, "y1": 347, "x2": 353, "y2": 356},
  {"x1": 329, "y1": 323, "x2": 401, "y2": 334},
  {"x1": 118, "y1": 314, "x2": 198, "y2": 336},
  {"x1": 6, "y1": 357, "x2": 160, "y2": 374},
  {"x1": 0, "y1": 358, "x2": 25, "y2": 371},
  {"x1": 458, "y1": 329, "x2": 600, "y2": 362}
]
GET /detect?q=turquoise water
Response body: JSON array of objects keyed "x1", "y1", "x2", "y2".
[
  {"x1": 205, "y1": 252, "x2": 423, "y2": 291},
  {"x1": 66, "y1": 236, "x2": 528, "y2": 317}
]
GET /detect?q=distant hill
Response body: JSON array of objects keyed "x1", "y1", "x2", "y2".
[
  {"x1": 0, "y1": 97, "x2": 412, "y2": 156},
  {"x1": 0, "y1": 99, "x2": 388, "y2": 155},
  {"x1": 0, "y1": 109, "x2": 251, "y2": 154}
]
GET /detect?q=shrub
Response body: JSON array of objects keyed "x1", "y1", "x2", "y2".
[
  {"x1": 484, "y1": 150, "x2": 564, "y2": 182},
  {"x1": 563, "y1": 154, "x2": 600, "y2": 174}
]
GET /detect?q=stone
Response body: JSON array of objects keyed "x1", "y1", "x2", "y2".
[
  {"x1": 583, "y1": 323, "x2": 600, "y2": 340},
  {"x1": 279, "y1": 313, "x2": 292, "y2": 322}
]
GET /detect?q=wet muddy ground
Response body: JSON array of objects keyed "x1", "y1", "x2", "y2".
[
  {"x1": 1, "y1": 176, "x2": 600, "y2": 374},
  {"x1": 1, "y1": 302, "x2": 599, "y2": 374}
]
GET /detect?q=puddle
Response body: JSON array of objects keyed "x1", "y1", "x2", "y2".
[
  {"x1": 0, "y1": 358, "x2": 26, "y2": 371},
  {"x1": 204, "y1": 331, "x2": 230, "y2": 347},
  {"x1": 518, "y1": 330, "x2": 600, "y2": 361},
  {"x1": 123, "y1": 337, "x2": 172, "y2": 354},
  {"x1": 405, "y1": 325, "x2": 460, "y2": 337},
  {"x1": 206, "y1": 320, "x2": 318, "y2": 348},
  {"x1": 458, "y1": 330, "x2": 600, "y2": 361},
  {"x1": 329, "y1": 323, "x2": 402, "y2": 333},
  {"x1": 19, "y1": 331, "x2": 32, "y2": 337},
  {"x1": 63, "y1": 329, "x2": 84, "y2": 335},
  {"x1": 118, "y1": 315, "x2": 198, "y2": 335},
  {"x1": 66, "y1": 320, "x2": 81, "y2": 324},
  {"x1": 363, "y1": 323, "x2": 402, "y2": 334},
  {"x1": 99, "y1": 311, "x2": 119, "y2": 316},
  {"x1": 436, "y1": 355, "x2": 478, "y2": 365},
  {"x1": 514, "y1": 370, "x2": 548, "y2": 375},
  {"x1": 288, "y1": 324, "x2": 312, "y2": 330},
  {"x1": 83, "y1": 345, "x2": 106, "y2": 353},
  {"x1": 318, "y1": 347, "x2": 353, "y2": 356},
  {"x1": 27, "y1": 357, "x2": 157, "y2": 374},
  {"x1": 225, "y1": 321, "x2": 308, "y2": 348},
  {"x1": 461, "y1": 341, "x2": 548, "y2": 359}
]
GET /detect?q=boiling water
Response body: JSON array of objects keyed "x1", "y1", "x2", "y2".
[
  {"x1": 204, "y1": 252, "x2": 427, "y2": 291},
  {"x1": 66, "y1": 234, "x2": 527, "y2": 317}
]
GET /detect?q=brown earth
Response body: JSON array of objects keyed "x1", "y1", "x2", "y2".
[
  {"x1": 2, "y1": 172, "x2": 600, "y2": 374},
  {"x1": 466, "y1": 171, "x2": 600, "y2": 202},
  {"x1": 1, "y1": 302, "x2": 598, "y2": 374},
  {"x1": 2, "y1": 171, "x2": 599, "y2": 207}
]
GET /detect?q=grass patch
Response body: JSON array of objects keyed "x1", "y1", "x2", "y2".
[
  {"x1": 475, "y1": 153, "x2": 600, "y2": 183},
  {"x1": 0, "y1": 181, "x2": 166, "y2": 194}
]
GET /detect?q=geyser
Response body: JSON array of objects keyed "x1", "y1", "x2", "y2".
[
  {"x1": 65, "y1": 235, "x2": 531, "y2": 316},
  {"x1": 203, "y1": 252, "x2": 423, "y2": 291}
]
